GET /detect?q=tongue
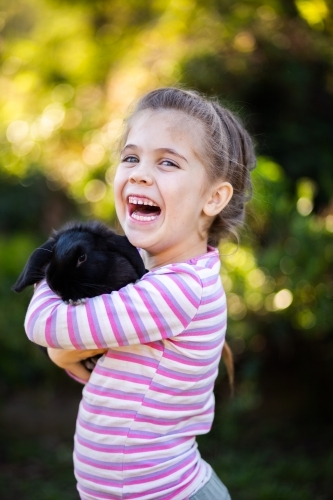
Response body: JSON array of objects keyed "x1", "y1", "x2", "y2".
[{"x1": 134, "y1": 205, "x2": 160, "y2": 216}]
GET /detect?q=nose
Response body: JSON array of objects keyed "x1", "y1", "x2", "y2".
[{"x1": 128, "y1": 162, "x2": 153, "y2": 185}]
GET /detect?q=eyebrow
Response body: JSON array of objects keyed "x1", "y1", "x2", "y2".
[{"x1": 122, "y1": 144, "x2": 188, "y2": 163}]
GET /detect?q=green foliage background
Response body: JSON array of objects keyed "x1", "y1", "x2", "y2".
[{"x1": 0, "y1": 0, "x2": 332, "y2": 498}]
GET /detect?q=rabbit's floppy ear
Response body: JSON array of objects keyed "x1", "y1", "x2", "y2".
[
  {"x1": 12, "y1": 239, "x2": 54, "y2": 292},
  {"x1": 106, "y1": 234, "x2": 147, "y2": 277}
]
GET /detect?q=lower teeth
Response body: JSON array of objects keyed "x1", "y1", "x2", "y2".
[{"x1": 132, "y1": 212, "x2": 159, "y2": 221}]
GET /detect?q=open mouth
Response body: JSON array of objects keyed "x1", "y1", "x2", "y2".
[{"x1": 128, "y1": 196, "x2": 161, "y2": 222}]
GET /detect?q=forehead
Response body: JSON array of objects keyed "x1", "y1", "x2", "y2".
[{"x1": 126, "y1": 109, "x2": 205, "y2": 152}]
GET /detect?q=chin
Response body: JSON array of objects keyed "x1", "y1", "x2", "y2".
[
  {"x1": 124, "y1": 221, "x2": 158, "y2": 245},
  {"x1": 124, "y1": 230, "x2": 149, "y2": 249}
]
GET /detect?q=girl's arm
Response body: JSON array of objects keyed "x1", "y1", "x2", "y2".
[{"x1": 24, "y1": 265, "x2": 202, "y2": 350}]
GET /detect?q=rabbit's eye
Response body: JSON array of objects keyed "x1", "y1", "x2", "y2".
[{"x1": 77, "y1": 254, "x2": 87, "y2": 267}]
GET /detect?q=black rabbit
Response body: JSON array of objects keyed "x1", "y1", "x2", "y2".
[{"x1": 13, "y1": 220, "x2": 147, "y2": 370}]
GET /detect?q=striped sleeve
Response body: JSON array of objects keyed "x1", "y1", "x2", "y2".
[{"x1": 24, "y1": 265, "x2": 203, "y2": 350}]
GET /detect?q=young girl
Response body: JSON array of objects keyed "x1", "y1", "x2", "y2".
[{"x1": 24, "y1": 88, "x2": 255, "y2": 500}]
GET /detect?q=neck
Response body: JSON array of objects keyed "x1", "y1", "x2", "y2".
[{"x1": 142, "y1": 240, "x2": 209, "y2": 270}]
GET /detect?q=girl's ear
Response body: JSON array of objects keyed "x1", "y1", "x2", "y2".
[{"x1": 203, "y1": 181, "x2": 233, "y2": 217}]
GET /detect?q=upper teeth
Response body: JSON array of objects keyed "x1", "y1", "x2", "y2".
[{"x1": 129, "y1": 196, "x2": 158, "y2": 206}]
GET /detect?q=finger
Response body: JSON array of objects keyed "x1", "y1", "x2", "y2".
[{"x1": 67, "y1": 363, "x2": 91, "y2": 382}]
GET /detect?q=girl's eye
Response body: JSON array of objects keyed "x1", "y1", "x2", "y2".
[
  {"x1": 161, "y1": 159, "x2": 179, "y2": 168},
  {"x1": 122, "y1": 155, "x2": 138, "y2": 163}
]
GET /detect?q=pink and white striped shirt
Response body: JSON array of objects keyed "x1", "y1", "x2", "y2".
[{"x1": 24, "y1": 248, "x2": 227, "y2": 500}]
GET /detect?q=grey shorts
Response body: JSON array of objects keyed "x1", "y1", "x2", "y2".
[{"x1": 189, "y1": 470, "x2": 231, "y2": 500}]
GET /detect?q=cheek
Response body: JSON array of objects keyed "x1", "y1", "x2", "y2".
[
  {"x1": 113, "y1": 168, "x2": 124, "y2": 195},
  {"x1": 113, "y1": 171, "x2": 126, "y2": 213}
]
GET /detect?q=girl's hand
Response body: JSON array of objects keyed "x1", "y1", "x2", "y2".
[{"x1": 47, "y1": 347, "x2": 108, "y2": 382}]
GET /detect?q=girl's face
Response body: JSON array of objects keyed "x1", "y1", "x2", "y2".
[{"x1": 114, "y1": 109, "x2": 221, "y2": 269}]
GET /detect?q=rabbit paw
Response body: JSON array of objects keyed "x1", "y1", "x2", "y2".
[{"x1": 67, "y1": 298, "x2": 87, "y2": 306}]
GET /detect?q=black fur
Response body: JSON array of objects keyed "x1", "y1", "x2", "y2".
[{"x1": 13, "y1": 220, "x2": 147, "y2": 370}]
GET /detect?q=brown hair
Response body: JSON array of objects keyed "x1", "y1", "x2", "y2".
[
  {"x1": 121, "y1": 87, "x2": 256, "y2": 393},
  {"x1": 122, "y1": 87, "x2": 256, "y2": 247}
]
